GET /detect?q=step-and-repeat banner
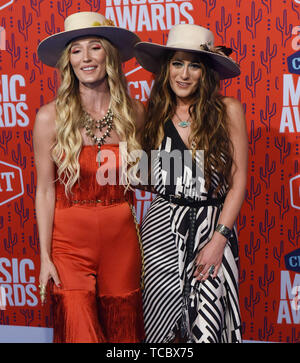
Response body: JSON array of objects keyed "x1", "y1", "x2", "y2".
[{"x1": 0, "y1": 0, "x2": 299, "y2": 343}]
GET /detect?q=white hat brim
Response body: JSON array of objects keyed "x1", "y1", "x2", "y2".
[
  {"x1": 38, "y1": 26, "x2": 140, "y2": 67},
  {"x1": 134, "y1": 42, "x2": 240, "y2": 80}
]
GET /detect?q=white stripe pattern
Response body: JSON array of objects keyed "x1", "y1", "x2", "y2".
[{"x1": 140, "y1": 120, "x2": 242, "y2": 343}]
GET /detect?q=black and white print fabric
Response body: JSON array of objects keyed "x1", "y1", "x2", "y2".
[{"x1": 140, "y1": 119, "x2": 242, "y2": 343}]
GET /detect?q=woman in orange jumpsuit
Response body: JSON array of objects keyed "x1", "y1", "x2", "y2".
[{"x1": 33, "y1": 12, "x2": 145, "y2": 343}]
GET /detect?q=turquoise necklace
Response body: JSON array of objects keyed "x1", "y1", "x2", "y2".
[{"x1": 175, "y1": 112, "x2": 191, "y2": 128}]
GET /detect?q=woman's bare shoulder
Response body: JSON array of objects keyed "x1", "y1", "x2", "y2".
[
  {"x1": 35, "y1": 100, "x2": 56, "y2": 123},
  {"x1": 34, "y1": 100, "x2": 56, "y2": 141},
  {"x1": 222, "y1": 96, "x2": 243, "y2": 111},
  {"x1": 222, "y1": 96, "x2": 245, "y2": 124}
]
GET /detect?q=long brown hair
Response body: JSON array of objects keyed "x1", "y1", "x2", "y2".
[{"x1": 143, "y1": 51, "x2": 234, "y2": 194}]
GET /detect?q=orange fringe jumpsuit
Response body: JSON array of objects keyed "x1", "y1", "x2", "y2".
[{"x1": 51, "y1": 144, "x2": 144, "y2": 343}]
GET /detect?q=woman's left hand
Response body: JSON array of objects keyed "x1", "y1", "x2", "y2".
[{"x1": 193, "y1": 233, "x2": 227, "y2": 281}]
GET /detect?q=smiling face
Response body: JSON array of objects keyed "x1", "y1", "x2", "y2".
[
  {"x1": 69, "y1": 36, "x2": 107, "y2": 87},
  {"x1": 169, "y1": 51, "x2": 203, "y2": 103}
]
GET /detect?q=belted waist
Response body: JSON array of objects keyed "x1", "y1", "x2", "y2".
[
  {"x1": 55, "y1": 195, "x2": 132, "y2": 208},
  {"x1": 71, "y1": 198, "x2": 129, "y2": 205},
  {"x1": 157, "y1": 192, "x2": 225, "y2": 207}
]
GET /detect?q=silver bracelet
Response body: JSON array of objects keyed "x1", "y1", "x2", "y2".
[{"x1": 215, "y1": 224, "x2": 232, "y2": 239}]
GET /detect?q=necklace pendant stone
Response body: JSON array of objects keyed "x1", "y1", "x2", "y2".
[
  {"x1": 178, "y1": 121, "x2": 190, "y2": 128},
  {"x1": 97, "y1": 147, "x2": 101, "y2": 167}
]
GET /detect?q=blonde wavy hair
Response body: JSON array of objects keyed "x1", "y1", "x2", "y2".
[
  {"x1": 143, "y1": 51, "x2": 234, "y2": 194},
  {"x1": 51, "y1": 37, "x2": 141, "y2": 196}
]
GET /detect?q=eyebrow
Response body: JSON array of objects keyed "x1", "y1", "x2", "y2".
[
  {"x1": 172, "y1": 57, "x2": 200, "y2": 63},
  {"x1": 71, "y1": 39, "x2": 102, "y2": 47}
]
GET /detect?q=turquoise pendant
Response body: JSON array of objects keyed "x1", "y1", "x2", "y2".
[{"x1": 178, "y1": 121, "x2": 191, "y2": 128}]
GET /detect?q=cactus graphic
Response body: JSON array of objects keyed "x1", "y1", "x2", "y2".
[
  {"x1": 259, "y1": 209, "x2": 275, "y2": 244},
  {"x1": 249, "y1": 119, "x2": 261, "y2": 155},
  {"x1": 287, "y1": 328, "x2": 300, "y2": 343},
  {"x1": 18, "y1": 6, "x2": 33, "y2": 42},
  {"x1": 202, "y1": 0, "x2": 217, "y2": 17},
  {"x1": 244, "y1": 284, "x2": 260, "y2": 319},
  {"x1": 48, "y1": 71, "x2": 59, "y2": 97},
  {"x1": 30, "y1": 0, "x2": 44, "y2": 17},
  {"x1": 222, "y1": 78, "x2": 232, "y2": 95},
  {"x1": 14, "y1": 198, "x2": 30, "y2": 228},
  {"x1": 45, "y1": 13, "x2": 59, "y2": 36},
  {"x1": 6, "y1": 33, "x2": 21, "y2": 68},
  {"x1": 245, "y1": 1, "x2": 262, "y2": 39},
  {"x1": 260, "y1": 95, "x2": 276, "y2": 132},
  {"x1": 27, "y1": 171, "x2": 36, "y2": 204},
  {"x1": 237, "y1": 213, "x2": 246, "y2": 235},
  {"x1": 276, "y1": 9, "x2": 293, "y2": 47},
  {"x1": 20, "y1": 309, "x2": 34, "y2": 326},
  {"x1": 0, "y1": 131, "x2": 12, "y2": 155},
  {"x1": 11, "y1": 144, "x2": 26, "y2": 169},
  {"x1": 258, "y1": 264, "x2": 274, "y2": 297},
  {"x1": 33, "y1": 52, "x2": 43, "y2": 75},
  {"x1": 273, "y1": 240, "x2": 284, "y2": 267},
  {"x1": 245, "y1": 231, "x2": 261, "y2": 265},
  {"x1": 230, "y1": 30, "x2": 247, "y2": 65},
  {"x1": 215, "y1": 7, "x2": 232, "y2": 43},
  {"x1": 288, "y1": 216, "x2": 300, "y2": 247},
  {"x1": 258, "y1": 317, "x2": 274, "y2": 341},
  {"x1": 245, "y1": 176, "x2": 261, "y2": 211},
  {"x1": 3, "y1": 227, "x2": 18, "y2": 254},
  {"x1": 260, "y1": 37, "x2": 277, "y2": 74},
  {"x1": 239, "y1": 268, "x2": 246, "y2": 285},
  {"x1": 58, "y1": 0, "x2": 72, "y2": 19},
  {"x1": 245, "y1": 61, "x2": 262, "y2": 98},
  {"x1": 291, "y1": 1, "x2": 300, "y2": 20},
  {"x1": 24, "y1": 130, "x2": 33, "y2": 152},
  {"x1": 30, "y1": 69, "x2": 36, "y2": 83},
  {"x1": 274, "y1": 185, "x2": 289, "y2": 220},
  {"x1": 259, "y1": 153, "x2": 276, "y2": 189},
  {"x1": 274, "y1": 136, "x2": 291, "y2": 164},
  {"x1": 29, "y1": 223, "x2": 40, "y2": 256},
  {"x1": 85, "y1": 0, "x2": 100, "y2": 12},
  {"x1": 261, "y1": 0, "x2": 272, "y2": 14}
]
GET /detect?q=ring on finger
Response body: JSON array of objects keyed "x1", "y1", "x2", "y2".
[
  {"x1": 39, "y1": 284, "x2": 46, "y2": 295},
  {"x1": 199, "y1": 272, "x2": 204, "y2": 278},
  {"x1": 208, "y1": 265, "x2": 215, "y2": 275},
  {"x1": 197, "y1": 264, "x2": 204, "y2": 272},
  {"x1": 39, "y1": 284, "x2": 47, "y2": 304}
]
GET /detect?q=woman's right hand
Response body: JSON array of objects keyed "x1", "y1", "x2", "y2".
[{"x1": 39, "y1": 259, "x2": 61, "y2": 305}]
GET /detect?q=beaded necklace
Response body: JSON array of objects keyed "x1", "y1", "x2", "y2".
[{"x1": 82, "y1": 108, "x2": 114, "y2": 167}]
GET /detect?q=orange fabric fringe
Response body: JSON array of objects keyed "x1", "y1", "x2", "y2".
[{"x1": 52, "y1": 288, "x2": 144, "y2": 343}]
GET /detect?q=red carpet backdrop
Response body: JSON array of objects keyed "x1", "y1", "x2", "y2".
[{"x1": 0, "y1": 0, "x2": 299, "y2": 342}]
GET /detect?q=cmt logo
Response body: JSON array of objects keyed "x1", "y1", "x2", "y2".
[
  {"x1": 284, "y1": 249, "x2": 300, "y2": 273},
  {"x1": 0, "y1": 1, "x2": 14, "y2": 11},
  {"x1": 287, "y1": 50, "x2": 300, "y2": 75},
  {"x1": 290, "y1": 174, "x2": 300, "y2": 210},
  {"x1": 0, "y1": 161, "x2": 24, "y2": 206}
]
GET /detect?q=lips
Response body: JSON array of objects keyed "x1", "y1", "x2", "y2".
[
  {"x1": 176, "y1": 81, "x2": 191, "y2": 88},
  {"x1": 81, "y1": 66, "x2": 97, "y2": 71}
]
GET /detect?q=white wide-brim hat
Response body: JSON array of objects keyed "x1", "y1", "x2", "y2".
[
  {"x1": 38, "y1": 12, "x2": 140, "y2": 67},
  {"x1": 134, "y1": 24, "x2": 240, "y2": 79}
]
